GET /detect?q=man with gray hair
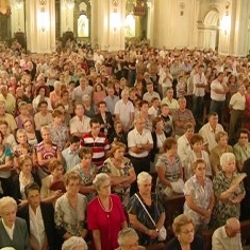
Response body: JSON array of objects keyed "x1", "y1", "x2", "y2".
[{"x1": 212, "y1": 217, "x2": 243, "y2": 250}]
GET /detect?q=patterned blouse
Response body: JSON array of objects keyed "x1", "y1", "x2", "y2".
[
  {"x1": 127, "y1": 193, "x2": 165, "y2": 246},
  {"x1": 54, "y1": 193, "x2": 87, "y2": 237},
  {"x1": 155, "y1": 154, "x2": 182, "y2": 194},
  {"x1": 48, "y1": 123, "x2": 68, "y2": 151},
  {"x1": 72, "y1": 163, "x2": 96, "y2": 201},
  {"x1": 211, "y1": 171, "x2": 245, "y2": 229},
  {"x1": 102, "y1": 157, "x2": 134, "y2": 207},
  {"x1": 184, "y1": 175, "x2": 214, "y2": 226}
]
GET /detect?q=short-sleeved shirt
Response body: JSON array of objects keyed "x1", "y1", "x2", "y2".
[
  {"x1": 233, "y1": 142, "x2": 250, "y2": 167},
  {"x1": 184, "y1": 175, "x2": 214, "y2": 225},
  {"x1": 128, "y1": 128, "x2": 153, "y2": 158},
  {"x1": 0, "y1": 146, "x2": 12, "y2": 178},
  {"x1": 70, "y1": 115, "x2": 90, "y2": 135},
  {"x1": 0, "y1": 113, "x2": 17, "y2": 133}
]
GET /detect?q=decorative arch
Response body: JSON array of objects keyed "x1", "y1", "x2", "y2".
[{"x1": 204, "y1": 9, "x2": 220, "y2": 28}]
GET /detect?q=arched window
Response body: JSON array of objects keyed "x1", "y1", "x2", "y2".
[
  {"x1": 125, "y1": 14, "x2": 135, "y2": 37},
  {"x1": 77, "y1": 14, "x2": 89, "y2": 37}
]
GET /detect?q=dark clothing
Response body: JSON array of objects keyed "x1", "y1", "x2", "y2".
[
  {"x1": 151, "y1": 131, "x2": 168, "y2": 162},
  {"x1": 18, "y1": 202, "x2": 60, "y2": 250},
  {"x1": 241, "y1": 158, "x2": 250, "y2": 221},
  {"x1": 165, "y1": 235, "x2": 204, "y2": 250},
  {"x1": 11, "y1": 173, "x2": 41, "y2": 203},
  {"x1": 95, "y1": 111, "x2": 114, "y2": 137}
]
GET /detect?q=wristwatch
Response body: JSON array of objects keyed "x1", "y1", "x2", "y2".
[{"x1": 155, "y1": 228, "x2": 159, "y2": 232}]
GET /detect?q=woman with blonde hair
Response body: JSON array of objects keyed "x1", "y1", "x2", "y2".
[
  {"x1": 165, "y1": 214, "x2": 203, "y2": 250},
  {"x1": 103, "y1": 142, "x2": 136, "y2": 207}
]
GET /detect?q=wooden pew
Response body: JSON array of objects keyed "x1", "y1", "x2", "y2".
[
  {"x1": 163, "y1": 194, "x2": 185, "y2": 238},
  {"x1": 203, "y1": 220, "x2": 250, "y2": 250}
]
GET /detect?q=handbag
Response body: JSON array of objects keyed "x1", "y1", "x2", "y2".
[{"x1": 134, "y1": 194, "x2": 167, "y2": 241}]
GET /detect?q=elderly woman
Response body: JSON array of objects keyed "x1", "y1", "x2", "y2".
[
  {"x1": 87, "y1": 173, "x2": 127, "y2": 250},
  {"x1": 82, "y1": 94, "x2": 96, "y2": 118},
  {"x1": 0, "y1": 196, "x2": 30, "y2": 250},
  {"x1": 103, "y1": 142, "x2": 136, "y2": 207},
  {"x1": 72, "y1": 147, "x2": 97, "y2": 201},
  {"x1": 54, "y1": 170, "x2": 88, "y2": 241},
  {"x1": 210, "y1": 131, "x2": 233, "y2": 175},
  {"x1": 11, "y1": 155, "x2": 41, "y2": 207},
  {"x1": 62, "y1": 236, "x2": 88, "y2": 250},
  {"x1": 211, "y1": 152, "x2": 246, "y2": 229},
  {"x1": 184, "y1": 159, "x2": 215, "y2": 233},
  {"x1": 48, "y1": 109, "x2": 69, "y2": 151},
  {"x1": 184, "y1": 134, "x2": 212, "y2": 180},
  {"x1": 165, "y1": 214, "x2": 203, "y2": 250},
  {"x1": 36, "y1": 126, "x2": 62, "y2": 179},
  {"x1": 116, "y1": 228, "x2": 146, "y2": 250},
  {"x1": 49, "y1": 80, "x2": 62, "y2": 109},
  {"x1": 40, "y1": 158, "x2": 64, "y2": 203},
  {"x1": 128, "y1": 172, "x2": 166, "y2": 246},
  {"x1": 155, "y1": 137, "x2": 184, "y2": 197}
]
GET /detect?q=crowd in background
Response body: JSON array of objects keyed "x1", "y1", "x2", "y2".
[{"x1": 0, "y1": 39, "x2": 250, "y2": 249}]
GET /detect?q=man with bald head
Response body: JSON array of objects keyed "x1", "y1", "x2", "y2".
[{"x1": 212, "y1": 217, "x2": 243, "y2": 250}]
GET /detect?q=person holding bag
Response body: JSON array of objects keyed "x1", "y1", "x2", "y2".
[{"x1": 128, "y1": 172, "x2": 166, "y2": 246}]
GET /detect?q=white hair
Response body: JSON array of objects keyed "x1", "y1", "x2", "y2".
[
  {"x1": 93, "y1": 173, "x2": 110, "y2": 191},
  {"x1": 0, "y1": 196, "x2": 17, "y2": 216},
  {"x1": 137, "y1": 172, "x2": 152, "y2": 185},
  {"x1": 53, "y1": 81, "x2": 61, "y2": 88},
  {"x1": 118, "y1": 228, "x2": 139, "y2": 246},
  {"x1": 220, "y1": 152, "x2": 235, "y2": 170},
  {"x1": 62, "y1": 236, "x2": 88, "y2": 250}
]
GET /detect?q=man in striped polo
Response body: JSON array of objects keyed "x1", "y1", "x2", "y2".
[{"x1": 80, "y1": 118, "x2": 110, "y2": 172}]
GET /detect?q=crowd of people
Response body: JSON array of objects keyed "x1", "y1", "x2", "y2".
[{"x1": 0, "y1": 39, "x2": 250, "y2": 250}]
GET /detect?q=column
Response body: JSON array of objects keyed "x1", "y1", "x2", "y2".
[
  {"x1": 10, "y1": 0, "x2": 25, "y2": 36},
  {"x1": 146, "y1": 0, "x2": 154, "y2": 43},
  {"x1": 60, "y1": 0, "x2": 74, "y2": 36},
  {"x1": 233, "y1": 0, "x2": 250, "y2": 56},
  {"x1": 26, "y1": 0, "x2": 56, "y2": 53}
]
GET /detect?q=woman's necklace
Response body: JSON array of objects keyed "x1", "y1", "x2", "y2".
[{"x1": 98, "y1": 196, "x2": 113, "y2": 218}]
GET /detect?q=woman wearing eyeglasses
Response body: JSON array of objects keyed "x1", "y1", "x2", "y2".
[{"x1": 165, "y1": 214, "x2": 204, "y2": 250}]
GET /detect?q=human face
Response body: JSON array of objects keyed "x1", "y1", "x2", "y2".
[
  {"x1": 115, "y1": 123, "x2": 123, "y2": 133},
  {"x1": 113, "y1": 147, "x2": 125, "y2": 161},
  {"x1": 41, "y1": 130, "x2": 51, "y2": 142},
  {"x1": 147, "y1": 84, "x2": 153, "y2": 93},
  {"x1": 166, "y1": 89, "x2": 174, "y2": 98},
  {"x1": 167, "y1": 144, "x2": 178, "y2": 156},
  {"x1": 192, "y1": 141, "x2": 202, "y2": 152},
  {"x1": 27, "y1": 189, "x2": 40, "y2": 210},
  {"x1": 24, "y1": 121, "x2": 33, "y2": 132},
  {"x1": 91, "y1": 123, "x2": 100, "y2": 136},
  {"x1": 1, "y1": 204, "x2": 17, "y2": 227},
  {"x1": 81, "y1": 153, "x2": 92, "y2": 168},
  {"x1": 120, "y1": 235, "x2": 139, "y2": 250},
  {"x1": 66, "y1": 179, "x2": 80, "y2": 196},
  {"x1": 75, "y1": 105, "x2": 84, "y2": 117},
  {"x1": 226, "y1": 225, "x2": 241, "y2": 238},
  {"x1": 209, "y1": 115, "x2": 218, "y2": 127},
  {"x1": 135, "y1": 118, "x2": 145, "y2": 131},
  {"x1": 17, "y1": 132, "x2": 28, "y2": 144},
  {"x1": 70, "y1": 142, "x2": 80, "y2": 152},
  {"x1": 161, "y1": 106, "x2": 169, "y2": 116},
  {"x1": 138, "y1": 179, "x2": 152, "y2": 196},
  {"x1": 218, "y1": 135, "x2": 228, "y2": 147},
  {"x1": 39, "y1": 88, "x2": 46, "y2": 96},
  {"x1": 239, "y1": 133, "x2": 249, "y2": 146},
  {"x1": 108, "y1": 88, "x2": 115, "y2": 97},
  {"x1": 54, "y1": 115, "x2": 63, "y2": 125},
  {"x1": 21, "y1": 159, "x2": 32, "y2": 174},
  {"x1": 140, "y1": 104, "x2": 149, "y2": 113},
  {"x1": 185, "y1": 128, "x2": 194, "y2": 141},
  {"x1": 51, "y1": 165, "x2": 64, "y2": 178},
  {"x1": 98, "y1": 179, "x2": 111, "y2": 197},
  {"x1": 0, "y1": 104, "x2": 5, "y2": 115},
  {"x1": 224, "y1": 159, "x2": 236, "y2": 174},
  {"x1": 194, "y1": 163, "x2": 206, "y2": 179},
  {"x1": 39, "y1": 104, "x2": 48, "y2": 113},
  {"x1": 98, "y1": 104, "x2": 106, "y2": 113},
  {"x1": 178, "y1": 223, "x2": 195, "y2": 245},
  {"x1": 0, "y1": 124, "x2": 8, "y2": 135},
  {"x1": 178, "y1": 99, "x2": 186, "y2": 110}
]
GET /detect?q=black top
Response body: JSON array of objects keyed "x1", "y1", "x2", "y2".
[{"x1": 165, "y1": 235, "x2": 204, "y2": 250}]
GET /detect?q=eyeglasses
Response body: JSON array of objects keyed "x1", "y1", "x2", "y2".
[
  {"x1": 240, "y1": 136, "x2": 248, "y2": 139},
  {"x1": 92, "y1": 126, "x2": 100, "y2": 129},
  {"x1": 180, "y1": 229, "x2": 195, "y2": 234}
]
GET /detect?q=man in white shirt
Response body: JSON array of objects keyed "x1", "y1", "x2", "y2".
[
  {"x1": 192, "y1": 64, "x2": 207, "y2": 122},
  {"x1": 212, "y1": 217, "x2": 243, "y2": 250},
  {"x1": 114, "y1": 89, "x2": 134, "y2": 133},
  {"x1": 17, "y1": 182, "x2": 59, "y2": 250},
  {"x1": 128, "y1": 114, "x2": 153, "y2": 194},
  {"x1": 143, "y1": 82, "x2": 161, "y2": 104},
  {"x1": 199, "y1": 112, "x2": 224, "y2": 153},
  {"x1": 210, "y1": 72, "x2": 229, "y2": 122},
  {"x1": 229, "y1": 85, "x2": 246, "y2": 144}
]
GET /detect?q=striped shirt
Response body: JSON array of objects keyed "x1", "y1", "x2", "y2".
[{"x1": 80, "y1": 133, "x2": 110, "y2": 170}]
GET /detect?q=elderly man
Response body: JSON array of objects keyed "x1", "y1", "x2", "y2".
[
  {"x1": 0, "y1": 101, "x2": 17, "y2": 134},
  {"x1": 199, "y1": 112, "x2": 224, "y2": 153},
  {"x1": 114, "y1": 89, "x2": 134, "y2": 133},
  {"x1": 212, "y1": 218, "x2": 243, "y2": 250},
  {"x1": 0, "y1": 85, "x2": 16, "y2": 115}
]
